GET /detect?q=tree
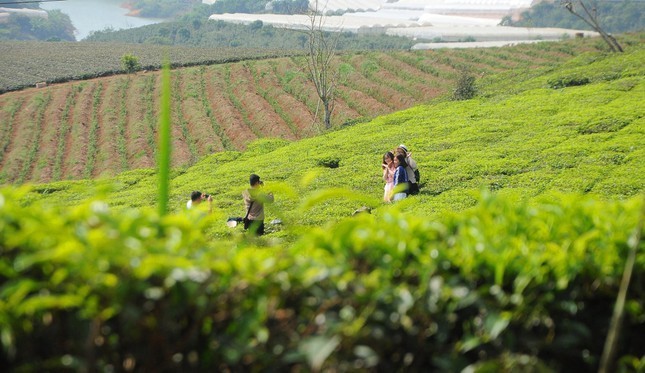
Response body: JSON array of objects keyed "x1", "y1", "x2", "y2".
[
  {"x1": 304, "y1": 0, "x2": 341, "y2": 130},
  {"x1": 560, "y1": 0, "x2": 623, "y2": 52},
  {"x1": 453, "y1": 70, "x2": 477, "y2": 101},
  {"x1": 121, "y1": 53, "x2": 141, "y2": 73}
]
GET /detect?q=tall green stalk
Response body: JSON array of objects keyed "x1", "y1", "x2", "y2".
[
  {"x1": 599, "y1": 195, "x2": 644, "y2": 373},
  {"x1": 158, "y1": 61, "x2": 171, "y2": 216}
]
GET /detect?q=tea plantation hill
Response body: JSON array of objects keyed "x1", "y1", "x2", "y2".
[
  {"x1": 1, "y1": 35, "x2": 641, "y2": 186},
  {"x1": 1, "y1": 42, "x2": 644, "y2": 371},
  {"x1": 19, "y1": 45, "x2": 645, "y2": 235}
]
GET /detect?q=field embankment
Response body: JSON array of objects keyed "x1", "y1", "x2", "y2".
[{"x1": 0, "y1": 37, "x2": 609, "y2": 185}]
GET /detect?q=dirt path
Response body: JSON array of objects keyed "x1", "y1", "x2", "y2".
[
  {"x1": 50, "y1": 83, "x2": 81, "y2": 182},
  {"x1": 169, "y1": 71, "x2": 195, "y2": 167},
  {"x1": 178, "y1": 67, "x2": 223, "y2": 158},
  {"x1": 375, "y1": 53, "x2": 448, "y2": 101},
  {"x1": 124, "y1": 73, "x2": 150, "y2": 170},
  {"x1": 204, "y1": 65, "x2": 256, "y2": 150},
  {"x1": 341, "y1": 55, "x2": 404, "y2": 113},
  {"x1": 142, "y1": 74, "x2": 161, "y2": 168},
  {"x1": 33, "y1": 84, "x2": 72, "y2": 183},
  {"x1": 0, "y1": 96, "x2": 25, "y2": 175},
  {"x1": 270, "y1": 59, "x2": 329, "y2": 121},
  {"x1": 195, "y1": 66, "x2": 228, "y2": 152},
  {"x1": 64, "y1": 81, "x2": 96, "y2": 180},
  {"x1": 2, "y1": 93, "x2": 48, "y2": 182},
  {"x1": 229, "y1": 62, "x2": 296, "y2": 140},
  {"x1": 94, "y1": 77, "x2": 122, "y2": 178}
]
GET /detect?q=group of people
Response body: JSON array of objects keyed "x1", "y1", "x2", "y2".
[
  {"x1": 188, "y1": 173, "x2": 274, "y2": 236},
  {"x1": 382, "y1": 144, "x2": 419, "y2": 202},
  {"x1": 186, "y1": 144, "x2": 418, "y2": 236}
]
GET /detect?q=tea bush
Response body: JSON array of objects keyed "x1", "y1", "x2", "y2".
[{"x1": 1, "y1": 187, "x2": 643, "y2": 371}]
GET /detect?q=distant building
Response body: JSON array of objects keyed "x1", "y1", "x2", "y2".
[
  {"x1": 202, "y1": 0, "x2": 218, "y2": 5},
  {"x1": 0, "y1": 7, "x2": 48, "y2": 18},
  {"x1": 208, "y1": 0, "x2": 597, "y2": 46},
  {"x1": 307, "y1": 0, "x2": 535, "y2": 15},
  {"x1": 0, "y1": 7, "x2": 48, "y2": 24}
]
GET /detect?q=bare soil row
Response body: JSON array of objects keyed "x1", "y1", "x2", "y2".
[{"x1": 0, "y1": 46, "x2": 580, "y2": 184}]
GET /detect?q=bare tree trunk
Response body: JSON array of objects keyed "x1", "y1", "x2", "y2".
[
  {"x1": 561, "y1": 0, "x2": 623, "y2": 52},
  {"x1": 304, "y1": 0, "x2": 340, "y2": 129},
  {"x1": 323, "y1": 99, "x2": 331, "y2": 129}
]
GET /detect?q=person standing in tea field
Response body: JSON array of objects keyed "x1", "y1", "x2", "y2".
[
  {"x1": 382, "y1": 151, "x2": 396, "y2": 202},
  {"x1": 396, "y1": 144, "x2": 419, "y2": 195},
  {"x1": 242, "y1": 174, "x2": 274, "y2": 236}
]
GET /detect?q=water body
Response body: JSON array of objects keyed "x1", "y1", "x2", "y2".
[{"x1": 41, "y1": 0, "x2": 164, "y2": 41}]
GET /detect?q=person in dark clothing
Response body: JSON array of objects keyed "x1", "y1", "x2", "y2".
[
  {"x1": 396, "y1": 144, "x2": 419, "y2": 195},
  {"x1": 392, "y1": 154, "x2": 409, "y2": 201}
]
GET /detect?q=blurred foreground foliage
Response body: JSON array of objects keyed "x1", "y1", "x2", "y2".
[{"x1": 0, "y1": 187, "x2": 643, "y2": 372}]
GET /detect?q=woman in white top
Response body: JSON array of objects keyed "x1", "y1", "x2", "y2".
[{"x1": 382, "y1": 151, "x2": 396, "y2": 202}]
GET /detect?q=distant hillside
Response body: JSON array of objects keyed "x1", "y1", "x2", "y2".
[
  {"x1": 0, "y1": 9, "x2": 75, "y2": 41},
  {"x1": 506, "y1": 0, "x2": 645, "y2": 33},
  {"x1": 0, "y1": 36, "x2": 613, "y2": 185},
  {"x1": 84, "y1": 18, "x2": 419, "y2": 49}
]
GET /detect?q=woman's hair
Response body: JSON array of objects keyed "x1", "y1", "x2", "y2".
[
  {"x1": 395, "y1": 154, "x2": 408, "y2": 168},
  {"x1": 383, "y1": 151, "x2": 394, "y2": 163}
]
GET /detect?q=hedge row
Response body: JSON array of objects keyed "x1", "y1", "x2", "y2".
[{"x1": 0, "y1": 188, "x2": 643, "y2": 371}]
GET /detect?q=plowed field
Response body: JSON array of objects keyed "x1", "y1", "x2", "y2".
[{"x1": 0, "y1": 42, "x2": 588, "y2": 184}]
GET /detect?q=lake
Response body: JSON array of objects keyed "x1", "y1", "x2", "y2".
[{"x1": 41, "y1": 0, "x2": 164, "y2": 41}]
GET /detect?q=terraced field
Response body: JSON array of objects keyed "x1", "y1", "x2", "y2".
[{"x1": 0, "y1": 39, "x2": 601, "y2": 184}]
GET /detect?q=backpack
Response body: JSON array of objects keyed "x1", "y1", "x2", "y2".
[{"x1": 414, "y1": 169, "x2": 420, "y2": 184}]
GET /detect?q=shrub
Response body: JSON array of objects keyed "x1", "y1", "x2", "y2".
[
  {"x1": 317, "y1": 157, "x2": 340, "y2": 168},
  {"x1": 453, "y1": 71, "x2": 477, "y2": 100},
  {"x1": 121, "y1": 53, "x2": 141, "y2": 73},
  {"x1": 548, "y1": 74, "x2": 591, "y2": 89}
]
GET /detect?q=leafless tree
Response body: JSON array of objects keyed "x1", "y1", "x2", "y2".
[
  {"x1": 304, "y1": 0, "x2": 341, "y2": 129},
  {"x1": 561, "y1": 0, "x2": 623, "y2": 52}
]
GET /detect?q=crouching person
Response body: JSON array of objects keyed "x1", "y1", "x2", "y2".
[{"x1": 242, "y1": 174, "x2": 274, "y2": 236}]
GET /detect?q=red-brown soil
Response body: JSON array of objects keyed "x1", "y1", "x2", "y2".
[
  {"x1": 94, "y1": 77, "x2": 121, "y2": 178},
  {"x1": 0, "y1": 95, "x2": 25, "y2": 173},
  {"x1": 169, "y1": 71, "x2": 194, "y2": 168},
  {"x1": 204, "y1": 66, "x2": 257, "y2": 150},
  {"x1": 0, "y1": 48, "x2": 576, "y2": 184},
  {"x1": 251, "y1": 59, "x2": 319, "y2": 137},
  {"x1": 189, "y1": 69, "x2": 227, "y2": 155},
  {"x1": 2, "y1": 91, "x2": 46, "y2": 182},
  {"x1": 65, "y1": 81, "x2": 96, "y2": 180},
  {"x1": 125, "y1": 73, "x2": 152, "y2": 170},
  {"x1": 229, "y1": 62, "x2": 297, "y2": 140},
  {"x1": 376, "y1": 53, "x2": 455, "y2": 100},
  {"x1": 33, "y1": 85, "x2": 71, "y2": 182}
]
